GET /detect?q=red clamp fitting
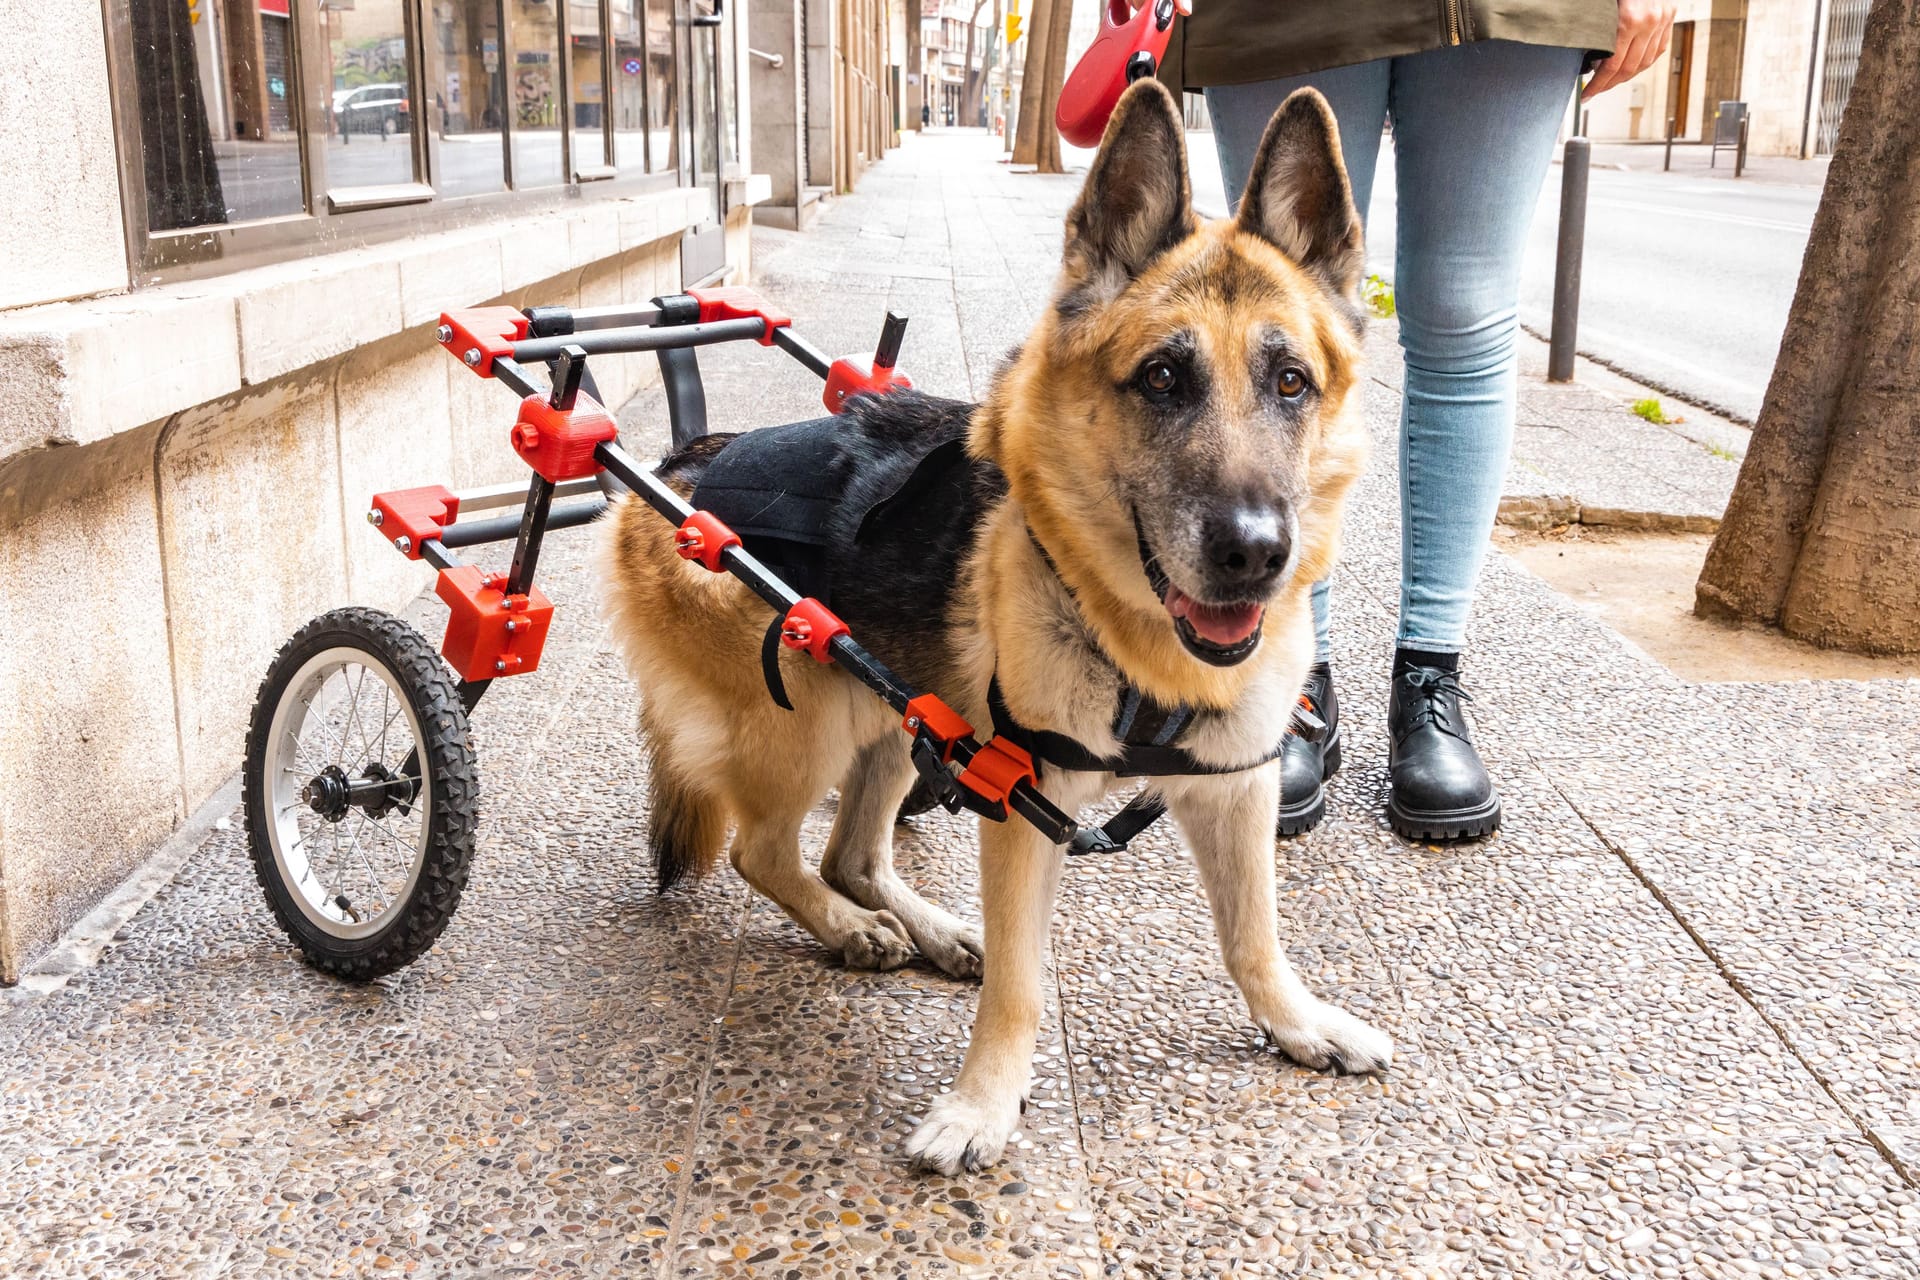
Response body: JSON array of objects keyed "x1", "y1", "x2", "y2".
[
  {"x1": 435, "y1": 566, "x2": 555, "y2": 683},
  {"x1": 689, "y1": 286, "x2": 792, "y2": 346},
  {"x1": 824, "y1": 356, "x2": 913, "y2": 415},
  {"x1": 510, "y1": 393, "x2": 618, "y2": 483},
  {"x1": 903, "y1": 694, "x2": 974, "y2": 763},
  {"x1": 780, "y1": 598, "x2": 850, "y2": 663},
  {"x1": 674, "y1": 511, "x2": 742, "y2": 572},
  {"x1": 370, "y1": 485, "x2": 460, "y2": 560},
  {"x1": 439, "y1": 306, "x2": 530, "y2": 378},
  {"x1": 957, "y1": 738, "x2": 1038, "y2": 814}
]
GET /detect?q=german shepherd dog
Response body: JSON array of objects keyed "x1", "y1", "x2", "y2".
[{"x1": 601, "y1": 80, "x2": 1389, "y2": 1174}]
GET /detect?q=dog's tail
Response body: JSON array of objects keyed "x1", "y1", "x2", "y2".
[{"x1": 643, "y1": 721, "x2": 728, "y2": 892}]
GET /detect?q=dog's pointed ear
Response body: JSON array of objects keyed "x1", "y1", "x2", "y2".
[
  {"x1": 1061, "y1": 79, "x2": 1197, "y2": 302},
  {"x1": 1236, "y1": 89, "x2": 1364, "y2": 295}
]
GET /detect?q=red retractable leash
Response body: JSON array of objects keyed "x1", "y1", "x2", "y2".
[{"x1": 1055, "y1": 0, "x2": 1191, "y2": 148}]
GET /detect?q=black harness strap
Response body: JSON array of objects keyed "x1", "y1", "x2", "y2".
[{"x1": 762, "y1": 617, "x2": 794, "y2": 711}]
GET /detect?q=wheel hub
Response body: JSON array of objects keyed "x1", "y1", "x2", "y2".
[{"x1": 302, "y1": 765, "x2": 353, "y2": 822}]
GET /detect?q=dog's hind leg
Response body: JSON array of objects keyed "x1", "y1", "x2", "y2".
[
  {"x1": 820, "y1": 738, "x2": 985, "y2": 979},
  {"x1": 1165, "y1": 766, "x2": 1394, "y2": 1076},
  {"x1": 727, "y1": 742, "x2": 916, "y2": 972}
]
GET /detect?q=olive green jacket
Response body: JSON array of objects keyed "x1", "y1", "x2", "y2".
[{"x1": 1162, "y1": 1, "x2": 1618, "y2": 90}]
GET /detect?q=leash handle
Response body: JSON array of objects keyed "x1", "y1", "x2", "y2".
[{"x1": 1055, "y1": 0, "x2": 1188, "y2": 148}]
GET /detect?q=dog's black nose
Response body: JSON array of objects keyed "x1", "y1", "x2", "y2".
[{"x1": 1203, "y1": 507, "x2": 1292, "y2": 594}]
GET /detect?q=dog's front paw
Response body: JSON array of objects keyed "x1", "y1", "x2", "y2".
[
  {"x1": 1261, "y1": 1001, "x2": 1394, "y2": 1076},
  {"x1": 904, "y1": 1092, "x2": 1019, "y2": 1174},
  {"x1": 917, "y1": 920, "x2": 985, "y2": 980},
  {"x1": 839, "y1": 910, "x2": 914, "y2": 970}
]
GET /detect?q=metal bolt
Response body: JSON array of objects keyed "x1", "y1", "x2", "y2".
[
  {"x1": 494, "y1": 658, "x2": 507, "y2": 673},
  {"x1": 463, "y1": 348, "x2": 482, "y2": 367},
  {"x1": 367, "y1": 509, "x2": 383, "y2": 527},
  {"x1": 435, "y1": 323, "x2": 452, "y2": 343},
  {"x1": 504, "y1": 619, "x2": 519, "y2": 633},
  {"x1": 905, "y1": 716, "x2": 921, "y2": 731},
  {"x1": 394, "y1": 536, "x2": 412, "y2": 553}
]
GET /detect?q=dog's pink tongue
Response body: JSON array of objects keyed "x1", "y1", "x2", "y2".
[{"x1": 1164, "y1": 586, "x2": 1264, "y2": 645}]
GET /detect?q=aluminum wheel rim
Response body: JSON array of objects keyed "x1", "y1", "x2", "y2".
[{"x1": 264, "y1": 646, "x2": 433, "y2": 941}]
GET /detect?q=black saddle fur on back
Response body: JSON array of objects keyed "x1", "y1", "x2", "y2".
[{"x1": 658, "y1": 390, "x2": 1006, "y2": 695}]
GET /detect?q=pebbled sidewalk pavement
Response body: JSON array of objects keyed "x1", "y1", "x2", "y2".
[{"x1": 4, "y1": 129, "x2": 1918, "y2": 1280}]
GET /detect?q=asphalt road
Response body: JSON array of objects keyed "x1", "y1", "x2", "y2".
[{"x1": 1174, "y1": 131, "x2": 1814, "y2": 423}]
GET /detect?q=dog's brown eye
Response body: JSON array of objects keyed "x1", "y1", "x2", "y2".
[
  {"x1": 1141, "y1": 360, "x2": 1179, "y2": 397},
  {"x1": 1277, "y1": 367, "x2": 1308, "y2": 398}
]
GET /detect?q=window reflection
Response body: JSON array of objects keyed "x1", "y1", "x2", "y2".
[
  {"x1": 611, "y1": 0, "x2": 646, "y2": 170},
  {"x1": 325, "y1": 0, "x2": 418, "y2": 190},
  {"x1": 130, "y1": 0, "x2": 305, "y2": 230},
  {"x1": 568, "y1": 0, "x2": 608, "y2": 171},
  {"x1": 431, "y1": 0, "x2": 507, "y2": 196},
  {"x1": 644, "y1": 0, "x2": 677, "y2": 172},
  {"x1": 508, "y1": 0, "x2": 564, "y2": 185}
]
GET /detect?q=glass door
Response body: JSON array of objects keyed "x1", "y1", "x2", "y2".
[{"x1": 679, "y1": 0, "x2": 726, "y2": 283}]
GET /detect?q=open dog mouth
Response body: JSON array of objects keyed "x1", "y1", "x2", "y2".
[{"x1": 1134, "y1": 514, "x2": 1264, "y2": 667}]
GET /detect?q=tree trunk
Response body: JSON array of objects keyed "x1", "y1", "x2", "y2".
[
  {"x1": 1011, "y1": 0, "x2": 1058, "y2": 165},
  {"x1": 1695, "y1": 0, "x2": 1920, "y2": 653},
  {"x1": 906, "y1": 0, "x2": 923, "y2": 129},
  {"x1": 1034, "y1": 0, "x2": 1074, "y2": 172},
  {"x1": 960, "y1": 0, "x2": 986, "y2": 126}
]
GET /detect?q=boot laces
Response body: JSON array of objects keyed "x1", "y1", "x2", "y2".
[{"x1": 1400, "y1": 667, "x2": 1472, "y2": 735}]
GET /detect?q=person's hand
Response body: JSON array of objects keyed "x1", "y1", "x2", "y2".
[{"x1": 1583, "y1": 0, "x2": 1676, "y2": 100}]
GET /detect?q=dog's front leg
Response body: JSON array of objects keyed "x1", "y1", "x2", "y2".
[
  {"x1": 1167, "y1": 766, "x2": 1394, "y2": 1075},
  {"x1": 904, "y1": 810, "x2": 1067, "y2": 1174}
]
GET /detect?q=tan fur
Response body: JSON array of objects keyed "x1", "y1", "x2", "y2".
[{"x1": 600, "y1": 81, "x2": 1390, "y2": 1175}]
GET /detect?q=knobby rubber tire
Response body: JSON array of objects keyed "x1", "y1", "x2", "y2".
[{"x1": 243, "y1": 607, "x2": 479, "y2": 980}]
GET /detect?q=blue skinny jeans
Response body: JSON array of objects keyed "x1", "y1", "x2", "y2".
[{"x1": 1206, "y1": 40, "x2": 1583, "y2": 657}]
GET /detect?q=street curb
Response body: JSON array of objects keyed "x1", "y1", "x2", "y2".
[{"x1": 1497, "y1": 494, "x2": 1720, "y2": 534}]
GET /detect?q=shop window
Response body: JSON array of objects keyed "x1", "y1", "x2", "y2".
[{"x1": 109, "y1": 0, "x2": 692, "y2": 280}]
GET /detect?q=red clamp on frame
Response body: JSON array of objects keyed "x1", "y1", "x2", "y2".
[
  {"x1": 824, "y1": 311, "x2": 914, "y2": 414},
  {"x1": 780, "y1": 598, "x2": 849, "y2": 663},
  {"x1": 689, "y1": 287, "x2": 792, "y2": 346},
  {"x1": 435, "y1": 565, "x2": 555, "y2": 682},
  {"x1": 439, "y1": 307, "x2": 531, "y2": 378},
  {"x1": 902, "y1": 694, "x2": 973, "y2": 762},
  {"x1": 511, "y1": 393, "x2": 618, "y2": 483},
  {"x1": 957, "y1": 738, "x2": 1039, "y2": 821},
  {"x1": 1055, "y1": 0, "x2": 1187, "y2": 148},
  {"x1": 370, "y1": 485, "x2": 460, "y2": 560},
  {"x1": 674, "y1": 511, "x2": 742, "y2": 572}
]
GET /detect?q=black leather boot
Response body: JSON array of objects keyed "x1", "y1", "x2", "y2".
[
  {"x1": 1387, "y1": 658, "x2": 1501, "y2": 840},
  {"x1": 1277, "y1": 663, "x2": 1342, "y2": 836}
]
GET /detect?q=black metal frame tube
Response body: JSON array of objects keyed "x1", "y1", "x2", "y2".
[
  {"x1": 510, "y1": 317, "x2": 769, "y2": 364},
  {"x1": 438, "y1": 499, "x2": 607, "y2": 549},
  {"x1": 506, "y1": 475, "x2": 556, "y2": 596},
  {"x1": 770, "y1": 326, "x2": 833, "y2": 378}
]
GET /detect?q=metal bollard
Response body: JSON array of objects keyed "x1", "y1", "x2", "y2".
[
  {"x1": 1664, "y1": 115, "x2": 1675, "y2": 171},
  {"x1": 1548, "y1": 137, "x2": 1590, "y2": 384},
  {"x1": 1736, "y1": 115, "x2": 1750, "y2": 178}
]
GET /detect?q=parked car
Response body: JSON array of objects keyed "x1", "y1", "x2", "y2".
[{"x1": 333, "y1": 83, "x2": 412, "y2": 138}]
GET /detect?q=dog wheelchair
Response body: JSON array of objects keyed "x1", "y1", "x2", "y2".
[{"x1": 241, "y1": 287, "x2": 1135, "y2": 981}]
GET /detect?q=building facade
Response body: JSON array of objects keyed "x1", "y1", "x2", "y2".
[
  {"x1": 1581, "y1": 0, "x2": 1870, "y2": 158},
  {"x1": 0, "y1": 0, "x2": 800, "y2": 982}
]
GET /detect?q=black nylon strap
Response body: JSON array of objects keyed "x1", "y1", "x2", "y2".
[
  {"x1": 762, "y1": 617, "x2": 793, "y2": 711},
  {"x1": 988, "y1": 676, "x2": 1283, "y2": 779}
]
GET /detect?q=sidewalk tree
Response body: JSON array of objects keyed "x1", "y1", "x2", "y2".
[
  {"x1": 1011, "y1": 0, "x2": 1073, "y2": 172},
  {"x1": 960, "y1": 0, "x2": 989, "y2": 125},
  {"x1": 1696, "y1": 0, "x2": 1920, "y2": 653}
]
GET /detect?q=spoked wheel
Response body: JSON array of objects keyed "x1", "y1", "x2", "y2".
[{"x1": 243, "y1": 607, "x2": 478, "y2": 980}]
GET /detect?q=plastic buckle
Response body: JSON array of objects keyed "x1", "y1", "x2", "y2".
[
  {"x1": 823, "y1": 355, "x2": 913, "y2": 414},
  {"x1": 688, "y1": 286, "x2": 792, "y2": 346},
  {"x1": 440, "y1": 306, "x2": 530, "y2": 378},
  {"x1": 370, "y1": 485, "x2": 460, "y2": 560},
  {"x1": 510, "y1": 392, "x2": 618, "y2": 483},
  {"x1": 435, "y1": 565, "x2": 554, "y2": 682},
  {"x1": 779, "y1": 598, "x2": 849, "y2": 663},
  {"x1": 1069, "y1": 825, "x2": 1128, "y2": 857},
  {"x1": 674, "y1": 511, "x2": 743, "y2": 572}
]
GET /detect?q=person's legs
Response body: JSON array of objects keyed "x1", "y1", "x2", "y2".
[
  {"x1": 1381, "y1": 39, "x2": 1582, "y2": 840},
  {"x1": 1387, "y1": 40, "x2": 1582, "y2": 652},
  {"x1": 1208, "y1": 63, "x2": 1388, "y2": 668}
]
